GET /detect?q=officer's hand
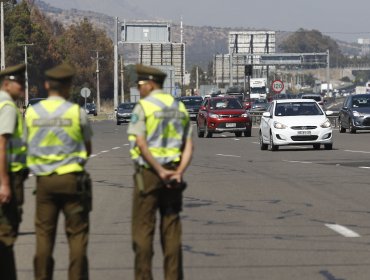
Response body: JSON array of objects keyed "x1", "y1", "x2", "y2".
[
  {"x1": 169, "y1": 173, "x2": 182, "y2": 183},
  {"x1": 0, "y1": 184, "x2": 11, "y2": 204},
  {"x1": 158, "y1": 168, "x2": 176, "y2": 182}
]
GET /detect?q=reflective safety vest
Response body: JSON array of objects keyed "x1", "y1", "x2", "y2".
[
  {"x1": 0, "y1": 100, "x2": 27, "y2": 172},
  {"x1": 129, "y1": 92, "x2": 189, "y2": 167},
  {"x1": 26, "y1": 99, "x2": 87, "y2": 176}
]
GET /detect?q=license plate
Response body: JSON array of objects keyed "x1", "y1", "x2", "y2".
[
  {"x1": 297, "y1": 131, "x2": 311, "y2": 135},
  {"x1": 190, "y1": 114, "x2": 196, "y2": 117},
  {"x1": 226, "y1": 123, "x2": 236, "y2": 128}
]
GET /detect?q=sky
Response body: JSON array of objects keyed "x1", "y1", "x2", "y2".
[{"x1": 44, "y1": 0, "x2": 370, "y2": 43}]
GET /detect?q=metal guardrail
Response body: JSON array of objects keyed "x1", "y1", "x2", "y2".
[{"x1": 249, "y1": 111, "x2": 340, "y2": 128}]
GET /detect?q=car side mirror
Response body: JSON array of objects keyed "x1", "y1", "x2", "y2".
[
  {"x1": 325, "y1": 110, "x2": 333, "y2": 116},
  {"x1": 342, "y1": 106, "x2": 348, "y2": 110},
  {"x1": 262, "y1": 112, "x2": 271, "y2": 118},
  {"x1": 114, "y1": 108, "x2": 117, "y2": 112}
]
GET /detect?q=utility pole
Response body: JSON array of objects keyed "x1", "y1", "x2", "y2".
[
  {"x1": 1, "y1": 1, "x2": 5, "y2": 70},
  {"x1": 92, "y1": 50, "x2": 103, "y2": 113},
  {"x1": 326, "y1": 49, "x2": 330, "y2": 97},
  {"x1": 113, "y1": 17, "x2": 119, "y2": 109},
  {"x1": 18, "y1": 43, "x2": 33, "y2": 105},
  {"x1": 120, "y1": 55, "x2": 124, "y2": 103}
]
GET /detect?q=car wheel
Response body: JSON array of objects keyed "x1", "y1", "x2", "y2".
[
  {"x1": 349, "y1": 119, "x2": 356, "y2": 134},
  {"x1": 338, "y1": 119, "x2": 346, "y2": 133},
  {"x1": 269, "y1": 132, "x2": 279, "y2": 151},
  {"x1": 313, "y1": 144, "x2": 320, "y2": 150},
  {"x1": 244, "y1": 129, "x2": 252, "y2": 137},
  {"x1": 197, "y1": 124, "x2": 204, "y2": 138},
  {"x1": 324, "y1": 143, "x2": 333, "y2": 150},
  {"x1": 259, "y1": 131, "x2": 268, "y2": 150},
  {"x1": 205, "y1": 122, "x2": 212, "y2": 138},
  {"x1": 235, "y1": 131, "x2": 242, "y2": 137}
]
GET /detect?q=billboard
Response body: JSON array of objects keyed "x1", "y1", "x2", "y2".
[
  {"x1": 121, "y1": 21, "x2": 171, "y2": 43},
  {"x1": 228, "y1": 31, "x2": 276, "y2": 54}
]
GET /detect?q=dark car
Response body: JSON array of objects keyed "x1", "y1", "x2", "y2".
[
  {"x1": 177, "y1": 96, "x2": 203, "y2": 120},
  {"x1": 196, "y1": 96, "x2": 252, "y2": 138},
  {"x1": 338, "y1": 94, "x2": 370, "y2": 133},
  {"x1": 250, "y1": 99, "x2": 269, "y2": 111},
  {"x1": 85, "y1": 103, "x2": 97, "y2": 116},
  {"x1": 116, "y1": 102, "x2": 135, "y2": 125}
]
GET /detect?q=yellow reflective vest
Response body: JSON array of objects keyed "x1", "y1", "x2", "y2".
[
  {"x1": 26, "y1": 99, "x2": 87, "y2": 175},
  {"x1": 129, "y1": 92, "x2": 189, "y2": 167},
  {"x1": 0, "y1": 100, "x2": 27, "y2": 172}
]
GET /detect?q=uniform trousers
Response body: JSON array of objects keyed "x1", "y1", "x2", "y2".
[
  {"x1": 0, "y1": 171, "x2": 25, "y2": 280},
  {"x1": 132, "y1": 167, "x2": 183, "y2": 280},
  {"x1": 34, "y1": 173, "x2": 89, "y2": 280}
]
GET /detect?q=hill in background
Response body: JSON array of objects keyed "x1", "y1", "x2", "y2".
[{"x1": 35, "y1": 0, "x2": 362, "y2": 70}]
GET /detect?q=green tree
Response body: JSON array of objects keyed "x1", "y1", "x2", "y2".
[
  {"x1": 56, "y1": 18, "x2": 113, "y2": 102},
  {"x1": 280, "y1": 29, "x2": 346, "y2": 67}
]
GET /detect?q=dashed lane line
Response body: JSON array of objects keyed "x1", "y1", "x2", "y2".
[
  {"x1": 112, "y1": 147, "x2": 121, "y2": 150},
  {"x1": 216, "y1": 154, "x2": 241, "y2": 158},
  {"x1": 345, "y1": 150, "x2": 370, "y2": 154},
  {"x1": 325, "y1": 224, "x2": 361, "y2": 238},
  {"x1": 283, "y1": 160, "x2": 313, "y2": 164}
]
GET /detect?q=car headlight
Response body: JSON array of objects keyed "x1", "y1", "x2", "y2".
[
  {"x1": 241, "y1": 113, "x2": 249, "y2": 118},
  {"x1": 273, "y1": 121, "x2": 287, "y2": 129},
  {"x1": 209, "y1": 113, "x2": 219, "y2": 118},
  {"x1": 353, "y1": 111, "x2": 364, "y2": 117},
  {"x1": 320, "y1": 119, "x2": 332, "y2": 128}
]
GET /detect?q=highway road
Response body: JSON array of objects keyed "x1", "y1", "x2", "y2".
[{"x1": 15, "y1": 120, "x2": 370, "y2": 280}]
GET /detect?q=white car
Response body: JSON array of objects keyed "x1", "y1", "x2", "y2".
[{"x1": 259, "y1": 99, "x2": 333, "y2": 151}]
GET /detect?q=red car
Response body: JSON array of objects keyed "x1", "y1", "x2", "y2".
[{"x1": 197, "y1": 96, "x2": 252, "y2": 138}]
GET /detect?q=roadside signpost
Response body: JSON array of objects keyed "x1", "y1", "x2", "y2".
[
  {"x1": 80, "y1": 87, "x2": 91, "y2": 111},
  {"x1": 272, "y1": 80, "x2": 284, "y2": 94}
]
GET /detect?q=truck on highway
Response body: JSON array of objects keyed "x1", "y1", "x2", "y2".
[{"x1": 250, "y1": 78, "x2": 267, "y2": 100}]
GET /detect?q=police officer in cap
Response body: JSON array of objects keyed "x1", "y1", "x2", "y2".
[
  {"x1": 25, "y1": 63, "x2": 93, "y2": 280},
  {"x1": 128, "y1": 64, "x2": 193, "y2": 280},
  {"x1": 0, "y1": 64, "x2": 28, "y2": 280}
]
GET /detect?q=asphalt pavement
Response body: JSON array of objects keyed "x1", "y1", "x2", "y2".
[{"x1": 15, "y1": 120, "x2": 370, "y2": 280}]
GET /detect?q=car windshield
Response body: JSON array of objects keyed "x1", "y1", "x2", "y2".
[
  {"x1": 28, "y1": 98, "x2": 45, "y2": 106},
  {"x1": 211, "y1": 98, "x2": 243, "y2": 109},
  {"x1": 86, "y1": 103, "x2": 95, "y2": 108},
  {"x1": 179, "y1": 98, "x2": 203, "y2": 106},
  {"x1": 302, "y1": 95, "x2": 321, "y2": 102},
  {"x1": 275, "y1": 102, "x2": 323, "y2": 116},
  {"x1": 119, "y1": 103, "x2": 135, "y2": 110},
  {"x1": 352, "y1": 97, "x2": 370, "y2": 108}
]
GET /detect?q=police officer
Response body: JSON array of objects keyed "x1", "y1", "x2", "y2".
[
  {"x1": 0, "y1": 64, "x2": 28, "y2": 280},
  {"x1": 25, "y1": 63, "x2": 93, "y2": 280},
  {"x1": 128, "y1": 64, "x2": 193, "y2": 280}
]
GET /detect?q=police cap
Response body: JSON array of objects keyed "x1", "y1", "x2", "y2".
[
  {"x1": 136, "y1": 64, "x2": 167, "y2": 85},
  {"x1": 45, "y1": 63, "x2": 76, "y2": 81},
  {"x1": 0, "y1": 64, "x2": 26, "y2": 83}
]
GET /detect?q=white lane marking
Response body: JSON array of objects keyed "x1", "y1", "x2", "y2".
[
  {"x1": 325, "y1": 224, "x2": 360, "y2": 238},
  {"x1": 216, "y1": 154, "x2": 241, "y2": 158},
  {"x1": 283, "y1": 160, "x2": 312, "y2": 164},
  {"x1": 112, "y1": 147, "x2": 120, "y2": 150},
  {"x1": 345, "y1": 150, "x2": 370, "y2": 154},
  {"x1": 234, "y1": 138, "x2": 240, "y2": 141},
  {"x1": 221, "y1": 135, "x2": 227, "y2": 137},
  {"x1": 359, "y1": 166, "x2": 370, "y2": 169},
  {"x1": 100, "y1": 150, "x2": 109, "y2": 153},
  {"x1": 90, "y1": 154, "x2": 97, "y2": 158},
  {"x1": 123, "y1": 144, "x2": 130, "y2": 146},
  {"x1": 252, "y1": 142, "x2": 259, "y2": 144}
]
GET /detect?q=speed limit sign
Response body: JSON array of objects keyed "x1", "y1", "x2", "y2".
[{"x1": 272, "y1": 80, "x2": 284, "y2": 93}]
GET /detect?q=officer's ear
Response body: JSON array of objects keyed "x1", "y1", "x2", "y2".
[{"x1": 44, "y1": 81, "x2": 50, "y2": 91}]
